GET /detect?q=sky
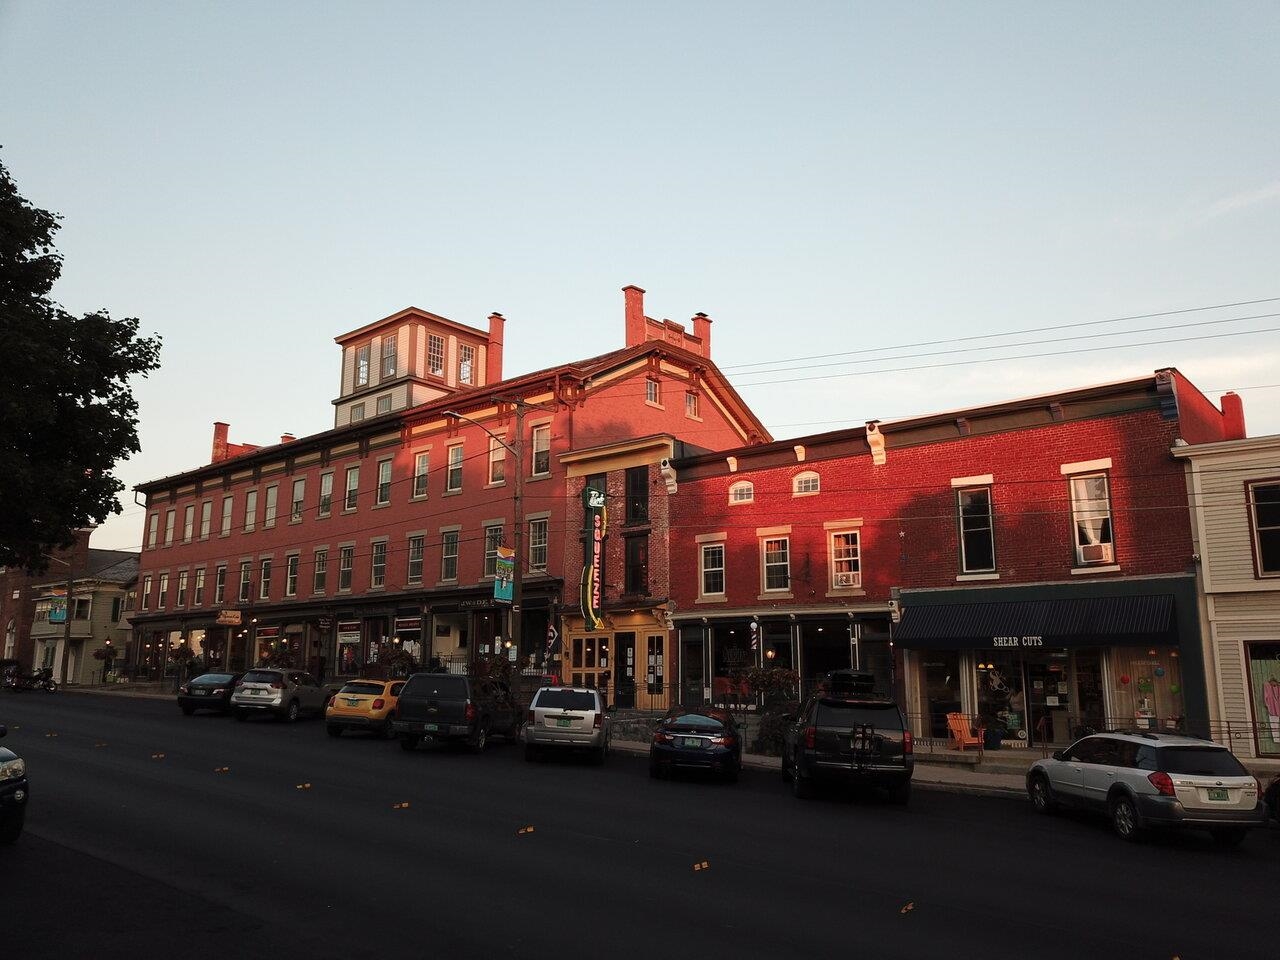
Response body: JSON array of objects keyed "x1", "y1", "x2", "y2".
[{"x1": 2, "y1": 1, "x2": 1278, "y2": 552}]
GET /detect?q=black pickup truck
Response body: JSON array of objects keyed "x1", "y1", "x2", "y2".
[{"x1": 393, "y1": 673, "x2": 523, "y2": 753}]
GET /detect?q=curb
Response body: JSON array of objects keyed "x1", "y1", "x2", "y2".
[{"x1": 59, "y1": 687, "x2": 176, "y2": 702}]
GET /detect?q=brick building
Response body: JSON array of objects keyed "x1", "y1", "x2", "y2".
[
  {"x1": 128, "y1": 286, "x2": 767, "y2": 685},
  {"x1": 0, "y1": 529, "x2": 94, "y2": 672},
  {"x1": 665, "y1": 370, "x2": 1245, "y2": 748}
]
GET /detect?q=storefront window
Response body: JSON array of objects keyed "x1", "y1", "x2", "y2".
[
  {"x1": 915, "y1": 652, "x2": 961, "y2": 739},
  {"x1": 1109, "y1": 647, "x2": 1183, "y2": 733},
  {"x1": 976, "y1": 652, "x2": 1027, "y2": 743},
  {"x1": 800, "y1": 619, "x2": 851, "y2": 694},
  {"x1": 1247, "y1": 642, "x2": 1280, "y2": 757},
  {"x1": 711, "y1": 623, "x2": 753, "y2": 705}
]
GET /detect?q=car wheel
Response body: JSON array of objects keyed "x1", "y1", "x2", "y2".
[
  {"x1": 284, "y1": 700, "x2": 300, "y2": 723},
  {"x1": 0, "y1": 810, "x2": 25, "y2": 845},
  {"x1": 1110, "y1": 795, "x2": 1142, "y2": 842},
  {"x1": 792, "y1": 763, "x2": 814, "y2": 800},
  {"x1": 469, "y1": 722, "x2": 489, "y2": 754},
  {"x1": 400, "y1": 735, "x2": 420, "y2": 752},
  {"x1": 1028, "y1": 774, "x2": 1057, "y2": 814},
  {"x1": 887, "y1": 780, "x2": 911, "y2": 806},
  {"x1": 181, "y1": 705, "x2": 195, "y2": 716},
  {"x1": 326, "y1": 725, "x2": 342, "y2": 738},
  {"x1": 1210, "y1": 827, "x2": 1248, "y2": 848},
  {"x1": 234, "y1": 709, "x2": 249, "y2": 722}
]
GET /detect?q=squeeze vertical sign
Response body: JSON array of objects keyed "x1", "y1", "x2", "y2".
[{"x1": 579, "y1": 487, "x2": 607, "y2": 630}]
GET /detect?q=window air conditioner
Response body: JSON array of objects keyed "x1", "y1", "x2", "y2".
[
  {"x1": 1080, "y1": 543, "x2": 1114, "y2": 564},
  {"x1": 834, "y1": 572, "x2": 859, "y2": 588}
]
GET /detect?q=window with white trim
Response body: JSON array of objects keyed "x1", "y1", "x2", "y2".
[
  {"x1": 345, "y1": 466, "x2": 359, "y2": 510},
  {"x1": 157, "y1": 573, "x2": 169, "y2": 609},
  {"x1": 729, "y1": 481, "x2": 754, "y2": 504},
  {"x1": 313, "y1": 550, "x2": 327, "y2": 593},
  {"x1": 141, "y1": 575, "x2": 152, "y2": 610},
  {"x1": 1069, "y1": 474, "x2": 1114, "y2": 565},
  {"x1": 370, "y1": 541, "x2": 387, "y2": 588},
  {"x1": 529, "y1": 518, "x2": 548, "y2": 570},
  {"x1": 221, "y1": 496, "x2": 233, "y2": 535},
  {"x1": 238, "y1": 562, "x2": 251, "y2": 602},
  {"x1": 829, "y1": 531, "x2": 861, "y2": 589},
  {"x1": 792, "y1": 472, "x2": 820, "y2": 496},
  {"x1": 263, "y1": 485, "x2": 278, "y2": 528},
  {"x1": 291, "y1": 478, "x2": 305, "y2": 522},
  {"x1": 351, "y1": 403, "x2": 365, "y2": 423},
  {"x1": 381, "y1": 336, "x2": 397, "y2": 378},
  {"x1": 645, "y1": 378, "x2": 660, "y2": 404},
  {"x1": 147, "y1": 513, "x2": 159, "y2": 548},
  {"x1": 319, "y1": 472, "x2": 333, "y2": 516},
  {"x1": 762, "y1": 537, "x2": 790, "y2": 591},
  {"x1": 701, "y1": 544, "x2": 725, "y2": 596},
  {"x1": 1248, "y1": 481, "x2": 1280, "y2": 575},
  {"x1": 376, "y1": 459, "x2": 392, "y2": 505},
  {"x1": 183, "y1": 505, "x2": 194, "y2": 542},
  {"x1": 376, "y1": 394, "x2": 392, "y2": 415},
  {"x1": 214, "y1": 566, "x2": 226, "y2": 604},
  {"x1": 488, "y1": 437, "x2": 506, "y2": 484},
  {"x1": 259, "y1": 559, "x2": 272, "y2": 600},
  {"x1": 244, "y1": 491, "x2": 257, "y2": 532},
  {"x1": 176, "y1": 571, "x2": 188, "y2": 606},
  {"x1": 441, "y1": 531, "x2": 459, "y2": 581},
  {"x1": 427, "y1": 334, "x2": 445, "y2": 377},
  {"x1": 446, "y1": 444, "x2": 463, "y2": 492},
  {"x1": 957, "y1": 487, "x2": 996, "y2": 573},
  {"x1": 199, "y1": 501, "x2": 212, "y2": 539},
  {"x1": 407, "y1": 536, "x2": 424, "y2": 584},
  {"x1": 194, "y1": 568, "x2": 205, "y2": 606},
  {"x1": 532, "y1": 424, "x2": 551, "y2": 476},
  {"x1": 458, "y1": 343, "x2": 475, "y2": 385},
  {"x1": 685, "y1": 391, "x2": 699, "y2": 418},
  {"x1": 285, "y1": 555, "x2": 299, "y2": 597},
  {"x1": 339, "y1": 547, "x2": 353, "y2": 591},
  {"x1": 164, "y1": 509, "x2": 176, "y2": 545},
  {"x1": 355, "y1": 344, "x2": 370, "y2": 386},
  {"x1": 484, "y1": 524, "x2": 503, "y2": 577},
  {"x1": 413, "y1": 452, "x2": 429, "y2": 498}
]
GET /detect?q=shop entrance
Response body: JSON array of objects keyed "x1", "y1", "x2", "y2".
[
  {"x1": 977, "y1": 648, "x2": 1109, "y2": 747},
  {"x1": 614, "y1": 633, "x2": 636, "y2": 708},
  {"x1": 680, "y1": 631, "x2": 704, "y2": 706},
  {"x1": 568, "y1": 636, "x2": 610, "y2": 690}
]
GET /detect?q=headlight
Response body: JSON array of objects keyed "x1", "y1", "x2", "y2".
[{"x1": 0, "y1": 758, "x2": 25, "y2": 781}]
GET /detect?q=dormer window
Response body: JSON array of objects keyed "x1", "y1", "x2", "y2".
[
  {"x1": 729, "y1": 481, "x2": 754, "y2": 504},
  {"x1": 793, "y1": 471, "x2": 820, "y2": 496},
  {"x1": 381, "y1": 337, "x2": 397, "y2": 378},
  {"x1": 355, "y1": 344, "x2": 370, "y2": 387},
  {"x1": 459, "y1": 344, "x2": 475, "y2": 385},
  {"x1": 428, "y1": 334, "x2": 445, "y2": 377}
]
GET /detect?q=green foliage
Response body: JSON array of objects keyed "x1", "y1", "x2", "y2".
[
  {"x1": 0, "y1": 154, "x2": 162, "y2": 571},
  {"x1": 754, "y1": 700, "x2": 801, "y2": 756}
]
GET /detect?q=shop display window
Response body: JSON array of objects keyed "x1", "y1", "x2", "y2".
[{"x1": 1246, "y1": 642, "x2": 1280, "y2": 757}]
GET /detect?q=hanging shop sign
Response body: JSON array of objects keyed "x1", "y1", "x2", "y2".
[
  {"x1": 579, "y1": 487, "x2": 607, "y2": 630},
  {"x1": 494, "y1": 546, "x2": 515, "y2": 604},
  {"x1": 216, "y1": 609, "x2": 242, "y2": 626}
]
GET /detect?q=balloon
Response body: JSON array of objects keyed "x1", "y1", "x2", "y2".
[
  {"x1": 1154, "y1": 666, "x2": 1165, "y2": 678},
  {"x1": 1120, "y1": 674, "x2": 1131, "y2": 685}
]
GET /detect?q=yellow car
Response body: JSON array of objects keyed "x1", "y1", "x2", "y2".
[{"x1": 325, "y1": 679, "x2": 404, "y2": 738}]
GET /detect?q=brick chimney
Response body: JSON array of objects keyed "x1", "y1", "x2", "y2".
[
  {"x1": 692, "y1": 312, "x2": 712, "y2": 358},
  {"x1": 211, "y1": 422, "x2": 230, "y2": 463},
  {"x1": 487, "y1": 312, "x2": 505, "y2": 384},
  {"x1": 280, "y1": 433, "x2": 296, "y2": 445},
  {"x1": 1221, "y1": 391, "x2": 1247, "y2": 440},
  {"x1": 623, "y1": 285, "x2": 646, "y2": 347}
]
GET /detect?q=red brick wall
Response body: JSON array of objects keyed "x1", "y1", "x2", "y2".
[{"x1": 0, "y1": 532, "x2": 91, "y2": 668}]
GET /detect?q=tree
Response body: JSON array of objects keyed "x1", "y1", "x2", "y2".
[{"x1": 0, "y1": 154, "x2": 162, "y2": 571}]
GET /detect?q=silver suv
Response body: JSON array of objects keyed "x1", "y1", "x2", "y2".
[
  {"x1": 231, "y1": 669, "x2": 331, "y2": 722},
  {"x1": 522, "y1": 686, "x2": 612, "y2": 764},
  {"x1": 1027, "y1": 732, "x2": 1265, "y2": 846}
]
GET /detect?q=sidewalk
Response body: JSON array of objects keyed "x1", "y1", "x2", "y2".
[{"x1": 59, "y1": 682, "x2": 176, "y2": 701}]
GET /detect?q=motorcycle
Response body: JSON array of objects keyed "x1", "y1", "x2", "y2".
[{"x1": 1, "y1": 665, "x2": 58, "y2": 693}]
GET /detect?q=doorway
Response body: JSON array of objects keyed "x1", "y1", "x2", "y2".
[
  {"x1": 680, "y1": 631, "x2": 704, "y2": 707},
  {"x1": 614, "y1": 633, "x2": 636, "y2": 708}
]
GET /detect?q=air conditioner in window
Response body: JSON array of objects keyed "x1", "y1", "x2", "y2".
[
  {"x1": 1080, "y1": 543, "x2": 1114, "y2": 564},
  {"x1": 834, "y1": 572, "x2": 860, "y2": 588}
]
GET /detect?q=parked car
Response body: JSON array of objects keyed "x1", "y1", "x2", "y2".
[
  {"x1": 326, "y1": 679, "x2": 404, "y2": 738},
  {"x1": 177, "y1": 671, "x2": 243, "y2": 716},
  {"x1": 1026, "y1": 732, "x2": 1265, "y2": 845},
  {"x1": 523, "y1": 686, "x2": 612, "y2": 763},
  {"x1": 1266, "y1": 775, "x2": 1280, "y2": 825},
  {"x1": 649, "y1": 707, "x2": 742, "y2": 782},
  {"x1": 0, "y1": 724, "x2": 28, "y2": 844},
  {"x1": 781, "y1": 672, "x2": 914, "y2": 804},
  {"x1": 393, "y1": 673, "x2": 522, "y2": 753},
  {"x1": 231, "y1": 669, "x2": 333, "y2": 722}
]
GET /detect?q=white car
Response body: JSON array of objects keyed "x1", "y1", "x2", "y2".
[
  {"x1": 1026, "y1": 731, "x2": 1265, "y2": 846},
  {"x1": 522, "y1": 686, "x2": 612, "y2": 764}
]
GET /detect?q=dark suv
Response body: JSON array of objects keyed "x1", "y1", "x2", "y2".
[
  {"x1": 0, "y1": 724, "x2": 28, "y2": 844},
  {"x1": 782, "y1": 672, "x2": 914, "y2": 804},
  {"x1": 394, "y1": 673, "x2": 523, "y2": 753}
]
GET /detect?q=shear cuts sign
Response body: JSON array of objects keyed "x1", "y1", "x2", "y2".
[{"x1": 580, "y1": 487, "x2": 607, "y2": 630}]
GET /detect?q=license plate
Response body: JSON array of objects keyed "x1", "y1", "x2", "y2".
[
  {"x1": 680, "y1": 737, "x2": 702, "y2": 748},
  {"x1": 345, "y1": 699, "x2": 360, "y2": 706},
  {"x1": 556, "y1": 718, "x2": 572, "y2": 728},
  {"x1": 1207, "y1": 788, "x2": 1229, "y2": 801},
  {"x1": 423, "y1": 723, "x2": 438, "y2": 732},
  {"x1": 195, "y1": 689, "x2": 208, "y2": 696}
]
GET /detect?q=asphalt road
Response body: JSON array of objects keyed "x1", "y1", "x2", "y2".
[{"x1": 1, "y1": 692, "x2": 1276, "y2": 960}]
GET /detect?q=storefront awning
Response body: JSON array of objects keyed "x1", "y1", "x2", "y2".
[{"x1": 894, "y1": 594, "x2": 1175, "y2": 650}]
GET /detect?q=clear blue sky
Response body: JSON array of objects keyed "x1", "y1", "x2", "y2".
[{"x1": 2, "y1": 1, "x2": 1278, "y2": 550}]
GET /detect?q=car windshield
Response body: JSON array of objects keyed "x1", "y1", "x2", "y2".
[
  {"x1": 402, "y1": 674, "x2": 467, "y2": 698},
  {"x1": 242, "y1": 671, "x2": 282, "y2": 684},
  {"x1": 815, "y1": 700, "x2": 902, "y2": 730},
  {"x1": 193, "y1": 674, "x2": 235, "y2": 685},
  {"x1": 339, "y1": 682, "x2": 385, "y2": 696},
  {"x1": 535, "y1": 690, "x2": 596, "y2": 710},
  {"x1": 1158, "y1": 747, "x2": 1248, "y2": 777},
  {"x1": 665, "y1": 714, "x2": 724, "y2": 731}
]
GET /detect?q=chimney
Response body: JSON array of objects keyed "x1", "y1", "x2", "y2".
[
  {"x1": 212, "y1": 422, "x2": 230, "y2": 464},
  {"x1": 1221, "y1": 391, "x2": 1247, "y2": 440},
  {"x1": 280, "y1": 433, "x2": 296, "y2": 445},
  {"x1": 487, "y1": 312, "x2": 505, "y2": 384},
  {"x1": 692, "y1": 312, "x2": 712, "y2": 358},
  {"x1": 623, "y1": 284, "x2": 646, "y2": 347}
]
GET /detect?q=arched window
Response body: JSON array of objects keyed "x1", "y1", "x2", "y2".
[
  {"x1": 728, "y1": 481, "x2": 754, "y2": 504},
  {"x1": 792, "y1": 471, "x2": 820, "y2": 496}
]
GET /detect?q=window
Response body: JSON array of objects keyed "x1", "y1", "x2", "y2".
[
  {"x1": 313, "y1": 550, "x2": 328, "y2": 593},
  {"x1": 529, "y1": 518, "x2": 548, "y2": 570},
  {"x1": 407, "y1": 536, "x2": 424, "y2": 583},
  {"x1": 458, "y1": 343, "x2": 475, "y2": 384},
  {"x1": 645, "y1": 378, "x2": 660, "y2": 404},
  {"x1": 427, "y1": 333, "x2": 445, "y2": 377},
  {"x1": 701, "y1": 544, "x2": 725, "y2": 596},
  {"x1": 376, "y1": 459, "x2": 392, "y2": 505},
  {"x1": 182, "y1": 505, "x2": 194, "y2": 542},
  {"x1": 164, "y1": 509, "x2": 176, "y2": 545},
  {"x1": 238, "y1": 562, "x2": 251, "y2": 602},
  {"x1": 111, "y1": 596, "x2": 124, "y2": 621},
  {"x1": 1070, "y1": 474, "x2": 1114, "y2": 565},
  {"x1": 446, "y1": 445, "x2": 463, "y2": 492},
  {"x1": 685, "y1": 391, "x2": 699, "y2": 418},
  {"x1": 763, "y1": 537, "x2": 790, "y2": 591},
  {"x1": 345, "y1": 466, "x2": 360, "y2": 510},
  {"x1": 176, "y1": 571, "x2": 189, "y2": 606},
  {"x1": 157, "y1": 573, "x2": 169, "y2": 609},
  {"x1": 625, "y1": 535, "x2": 648, "y2": 595},
  {"x1": 626, "y1": 466, "x2": 648, "y2": 524},
  {"x1": 244, "y1": 491, "x2": 258, "y2": 532},
  {"x1": 351, "y1": 403, "x2": 365, "y2": 422},
  {"x1": 1248, "y1": 481, "x2": 1280, "y2": 575},
  {"x1": 532, "y1": 425, "x2": 551, "y2": 476},
  {"x1": 957, "y1": 487, "x2": 996, "y2": 573},
  {"x1": 830, "y1": 531, "x2": 861, "y2": 589},
  {"x1": 147, "y1": 512, "x2": 159, "y2": 548},
  {"x1": 319, "y1": 472, "x2": 333, "y2": 516},
  {"x1": 488, "y1": 438, "x2": 506, "y2": 484},
  {"x1": 371, "y1": 542, "x2": 387, "y2": 588},
  {"x1": 339, "y1": 546, "x2": 354, "y2": 591},
  {"x1": 381, "y1": 336, "x2": 397, "y2": 378},
  {"x1": 376, "y1": 394, "x2": 392, "y2": 415},
  {"x1": 70, "y1": 597, "x2": 91, "y2": 620},
  {"x1": 441, "y1": 531, "x2": 459, "y2": 581},
  {"x1": 194, "y1": 569, "x2": 206, "y2": 606},
  {"x1": 729, "y1": 481, "x2": 754, "y2": 504},
  {"x1": 263, "y1": 485, "x2": 278, "y2": 528},
  {"x1": 259, "y1": 559, "x2": 272, "y2": 599},
  {"x1": 285, "y1": 555, "x2": 299, "y2": 597},
  {"x1": 355, "y1": 344, "x2": 370, "y2": 386},
  {"x1": 199, "y1": 501, "x2": 212, "y2": 539},
  {"x1": 291, "y1": 479, "x2": 305, "y2": 522},
  {"x1": 221, "y1": 496, "x2": 233, "y2": 535},
  {"x1": 484, "y1": 525, "x2": 503, "y2": 577},
  {"x1": 141, "y1": 575, "x2": 152, "y2": 610},
  {"x1": 647, "y1": 636, "x2": 665, "y2": 694},
  {"x1": 793, "y1": 472, "x2": 820, "y2": 496},
  {"x1": 214, "y1": 565, "x2": 226, "y2": 604},
  {"x1": 413, "y1": 452, "x2": 429, "y2": 498}
]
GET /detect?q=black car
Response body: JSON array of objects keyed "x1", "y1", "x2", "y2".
[
  {"x1": 782, "y1": 672, "x2": 914, "y2": 804},
  {"x1": 177, "y1": 671, "x2": 244, "y2": 716},
  {"x1": 649, "y1": 707, "x2": 742, "y2": 782},
  {"x1": 394, "y1": 674, "x2": 523, "y2": 753},
  {"x1": 0, "y1": 724, "x2": 28, "y2": 844}
]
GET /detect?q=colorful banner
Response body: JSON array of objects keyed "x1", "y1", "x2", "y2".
[{"x1": 494, "y1": 546, "x2": 515, "y2": 603}]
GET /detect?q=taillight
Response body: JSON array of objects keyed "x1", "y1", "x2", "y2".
[
  {"x1": 1148, "y1": 771, "x2": 1176, "y2": 797},
  {"x1": 372, "y1": 698, "x2": 385, "y2": 710},
  {"x1": 270, "y1": 681, "x2": 283, "y2": 690},
  {"x1": 178, "y1": 685, "x2": 189, "y2": 695},
  {"x1": 709, "y1": 735, "x2": 736, "y2": 746},
  {"x1": 526, "y1": 710, "x2": 536, "y2": 725},
  {"x1": 804, "y1": 726, "x2": 816, "y2": 749},
  {"x1": 211, "y1": 688, "x2": 225, "y2": 696},
  {"x1": 326, "y1": 695, "x2": 335, "y2": 708},
  {"x1": 653, "y1": 731, "x2": 673, "y2": 744},
  {"x1": 464, "y1": 701, "x2": 476, "y2": 723},
  {"x1": 903, "y1": 731, "x2": 914, "y2": 755},
  {"x1": 592, "y1": 712, "x2": 603, "y2": 729}
]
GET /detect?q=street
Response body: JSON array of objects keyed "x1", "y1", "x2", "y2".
[{"x1": 1, "y1": 693, "x2": 1276, "y2": 960}]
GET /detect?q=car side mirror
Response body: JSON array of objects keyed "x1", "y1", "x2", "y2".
[{"x1": 1051, "y1": 750, "x2": 1065, "y2": 761}]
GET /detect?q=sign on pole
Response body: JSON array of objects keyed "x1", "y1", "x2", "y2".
[{"x1": 494, "y1": 546, "x2": 515, "y2": 603}]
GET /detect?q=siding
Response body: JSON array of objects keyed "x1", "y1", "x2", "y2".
[{"x1": 1195, "y1": 451, "x2": 1280, "y2": 590}]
